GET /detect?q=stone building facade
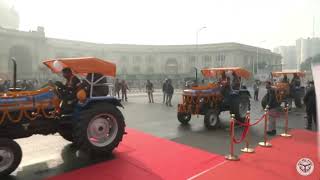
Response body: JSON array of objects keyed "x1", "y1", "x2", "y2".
[{"x1": 0, "y1": 27, "x2": 282, "y2": 86}]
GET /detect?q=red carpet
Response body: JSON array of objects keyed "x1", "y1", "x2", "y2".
[
  {"x1": 192, "y1": 129, "x2": 320, "y2": 180},
  {"x1": 48, "y1": 128, "x2": 225, "y2": 180}
]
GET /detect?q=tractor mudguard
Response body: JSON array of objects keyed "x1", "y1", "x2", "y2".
[
  {"x1": 72, "y1": 97, "x2": 123, "y2": 121},
  {"x1": 229, "y1": 89, "x2": 251, "y2": 98},
  {"x1": 238, "y1": 89, "x2": 251, "y2": 98},
  {"x1": 78, "y1": 96, "x2": 124, "y2": 109}
]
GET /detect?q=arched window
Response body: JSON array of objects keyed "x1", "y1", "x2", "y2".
[
  {"x1": 188, "y1": 56, "x2": 196, "y2": 72},
  {"x1": 145, "y1": 55, "x2": 155, "y2": 65},
  {"x1": 215, "y1": 53, "x2": 226, "y2": 67},
  {"x1": 165, "y1": 58, "x2": 178, "y2": 74},
  {"x1": 202, "y1": 55, "x2": 212, "y2": 68},
  {"x1": 146, "y1": 66, "x2": 154, "y2": 74},
  {"x1": 133, "y1": 56, "x2": 142, "y2": 65}
]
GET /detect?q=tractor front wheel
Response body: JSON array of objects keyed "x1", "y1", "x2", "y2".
[
  {"x1": 204, "y1": 110, "x2": 220, "y2": 129},
  {"x1": 0, "y1": 138, "x2": 22, "y2": 176},
  {"x1": 177, "y1": 112, "x2": 191, "y2": 125}
]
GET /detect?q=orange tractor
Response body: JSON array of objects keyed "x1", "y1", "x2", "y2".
[
  {"x1": 0, "y1": 57, "x2": 126, "y2": 176},
  {"x1": 177, "y1": 67, "x2": 251, "y2": 129},
  {"x1": 261, "y1": 71, "x2": 305, "y2": 109}
]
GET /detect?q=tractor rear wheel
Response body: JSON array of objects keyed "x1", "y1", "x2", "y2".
[
  {"x1": 177, "y1": 112, "x2": 191, "y2": 125},
  {"x1": 73, "y1": 104, "x2": 125, "y2": 155},
  {"x1": 59, "y1": 128, "x2": 74, "y2": 142},
  {"x1": 294, "y1": 97, "x2": 302, "y2": 108},
  {"x1": 231, "y1": 94, "x2": 250, "y2": 122},
  {"x1": 0, "y1": 138, "x2": 22, "y2": 176}
]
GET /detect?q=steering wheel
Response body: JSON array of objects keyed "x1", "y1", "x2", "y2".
[{"x1": 53, "y1": 81, "x2": 67, "y2": 99}]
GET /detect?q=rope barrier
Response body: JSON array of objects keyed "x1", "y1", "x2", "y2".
[
  {"x1": 234, "y1": 114, "x2": 266, "y2": 127},
  {"x1": 232, "y1": 124, "x2": 249, "y2": 144}
]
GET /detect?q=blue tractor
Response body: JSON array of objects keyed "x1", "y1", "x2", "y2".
[{"x1": 0, "y1": 57, "x2": 125, "y2": 176}]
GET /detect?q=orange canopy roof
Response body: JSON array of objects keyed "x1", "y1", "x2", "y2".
[
  {"x1": 201, "y1": 67, "x2": 251, "y2": 79},
  {"x1": 271, "y1": 71, "x2": 305, "y2": 77},
  {"x1": 43, "y1": 57, "x2": 116, "y2": 77}
]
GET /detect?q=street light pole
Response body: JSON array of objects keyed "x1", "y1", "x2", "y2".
[
  {"x1": 196, "y1": 26, "x2": 207, "y2": 65},
  {"x1": 256, "y1": 40, "x2": 266, "y2": 75}
]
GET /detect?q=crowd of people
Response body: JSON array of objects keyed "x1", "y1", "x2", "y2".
[
  {"x1": 262, "y1": 77, "x2": 317, "y2": 135},
  {"x1": 113, "y1": 78, "x2": 175, "y2": 106},
  {"x1": 0, "y1": 79, "x2": 40, "y2": 92},
  {"x1": 114, "y1": 79, "x2": 129, "y2": 102}
]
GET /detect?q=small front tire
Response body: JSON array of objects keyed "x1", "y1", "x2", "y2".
[
  {"x1": 177, "y1": 112, "x2": 191, "y2": 125},
  {"x1": 0, "y1": 138, "x2": 22, "y2": 176},
  {"x1": 204, "y1": 110, "x2": 220, "y2": 129}
]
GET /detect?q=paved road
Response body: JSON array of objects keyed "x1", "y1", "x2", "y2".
[{"x1": 4, "y1": 90, "x2": 308, "y2": 180}]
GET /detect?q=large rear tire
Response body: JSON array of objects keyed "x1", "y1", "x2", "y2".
[
  {"x1": 0, "y1": 138, "x2": 22, "y2": 176},
  {"x1": 294, "y1": 97, "x2": 302, "y2": 108},
  {"x1": 73, "y1": 104, "x2": 125, "y2": 155},
  {"x1": 59, "y1": 128, "x2": 73, "y2": 142},
  {"x1": 231, "y1": 94, "x2": 250, "y2": 122},
  {"x1": 177, "y1": 112, "x2": 191, "y2": 125},
  {"x1": 204, "y1": 110, "x2": 220, "y2": 129}
]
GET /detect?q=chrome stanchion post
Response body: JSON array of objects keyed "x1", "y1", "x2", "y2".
[
  {"x1": 225, "y1": 114, "x2": 240, "y2": 161},
  {"x1": 241, "y1": 111, "x2": 255, "y2": 153},
  {"x1": 259, "y1": 107, "x2": 272, "y2": 147},
  {"x1": 280, "y1": 104, "x2": 292, "y2": 137}
]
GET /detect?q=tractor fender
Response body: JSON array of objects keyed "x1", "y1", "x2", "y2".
[
  {"x1": 239, "y1": 89, "x2": 251, "y2": 98},
  {"x1": 230, "y1": 90, "x2": 251, "y2": 98},
  {"x1": 80, "y1": 97, "x2": 124, "y2": 109},
  {"x1": 72, "y1": 97, "x2": 124, "y2": 121}
]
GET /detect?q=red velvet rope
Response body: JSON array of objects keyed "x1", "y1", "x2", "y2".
[
  {"x1": 234, "y1": 113, "x2": 266, "y2": 127},
  {"x1": 232, "y1": 116, "x2": 250, "y2": 144}
]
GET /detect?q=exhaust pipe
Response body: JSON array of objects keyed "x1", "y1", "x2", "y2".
[{"x1": 11, "y1": 57, "x2": 17, "y2": 90}]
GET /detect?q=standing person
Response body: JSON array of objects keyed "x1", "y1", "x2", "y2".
[
  {"x1": 146, "y1": 80, "x2": 154, "y2": 103},
  {"x1": 114, "y1": 78, "x2": 121, "y2": 98},
  {"x1": 231, "y1": 72, "x2": 240, "y2": 90},
  {"x1": 265, "y1": 81, "x2": 281, "y2": 135},
  {"x1": 281, "y1": 75, "x2": 289, "y2": 83},
  {"x1": 0, "y1": 81, "x2": 4, "y2": 92},
  {"x1": 303, "y1": 81, "x2": 317, "y2": 130},
  {"x1": 21, "y1": 80, "x2": 27, "y2": 90},
  {"x1": 166, "y1": 79, "x2": 174, "y2": 107},
  {"x1": 253, "y1": 80, "x2": 260, "y2": 101},
  {"x1": 162, "y1": 79, "x2": 168, "y2": 104},
  {"x1": 62, "y1": 67, "x2": 81, "y2": 95},
  {"x1": 121, "y1": 80, "x2": 129, "y2": 102}
]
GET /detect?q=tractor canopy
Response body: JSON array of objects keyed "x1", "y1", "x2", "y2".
[
  {"x1": 43, "y1": 57, "x2": 116, "y2": 77},
  {"x1": 201, "y1": 67, "x2": 251, "y2": 79},
  {"x1": 271, "y1": 71, "x2": 305, "y2": 77}
]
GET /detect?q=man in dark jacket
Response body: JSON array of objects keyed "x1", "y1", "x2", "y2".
[
  {"x1": 265, "y1": 81, "x2": 281, "y2": 135},
  {"x1": 303, "y1": 81, "x2": 317, "y2": 130},
  {"x1": 166, "y1": 79, "x2": 174, "y2": 107},
  {"x1": 162, "y1": 79, "x2": 168, "y2": 104},
  {"x1": 62, "y1": 67, "x2": 81, "y2": 98},
  {"x1": 146, "y1": 80, "x2": 154, "y2": 103}
]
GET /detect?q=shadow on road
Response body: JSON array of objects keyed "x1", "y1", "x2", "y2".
[{"x1": 3, "y1": 144, "x2": 115, "y2": 180}]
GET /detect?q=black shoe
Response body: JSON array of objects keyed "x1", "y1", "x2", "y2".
[
  {"x1": 305, "y1": 126, "x2": 312, "y2": 130},
  {"x1": 267, "y1": 130, "x2": 276, "y2": 136}
]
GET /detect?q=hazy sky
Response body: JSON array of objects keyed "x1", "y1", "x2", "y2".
[{"x1": 12, "y1": 0, "x2": 320, "y2": 49}]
